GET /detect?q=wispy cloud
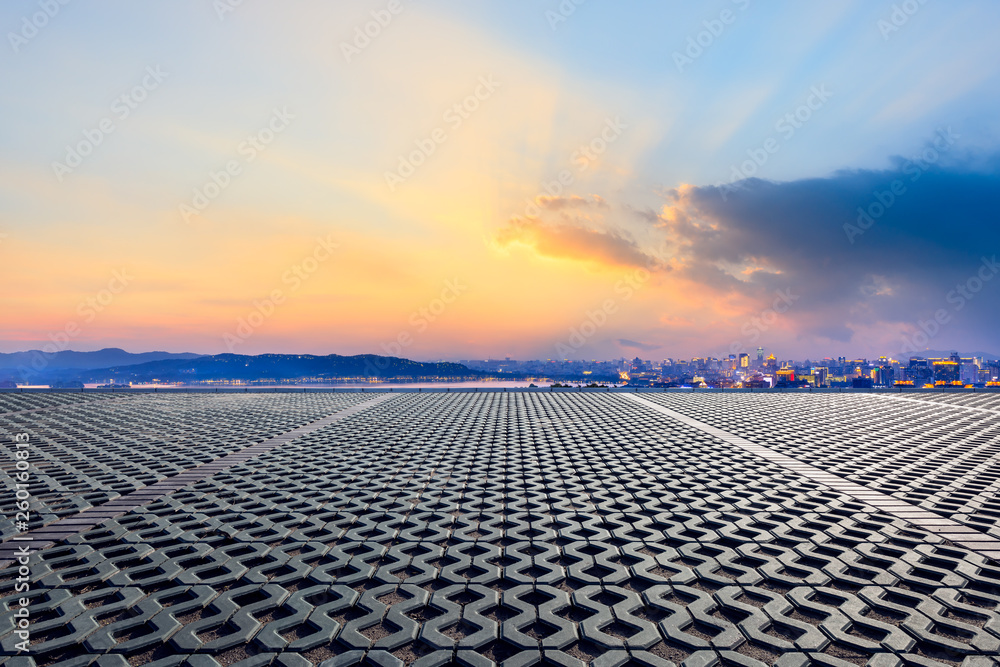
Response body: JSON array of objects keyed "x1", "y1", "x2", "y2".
[
  {"x1": 617, "y1": 338, "x2": 662, "y2": 352},
  {"x1": 495, "y1": 215, "x2": 660, "y2": 269}
]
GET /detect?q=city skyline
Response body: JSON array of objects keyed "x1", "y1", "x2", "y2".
[
  {"x1": 2, "y1": 2, "x2": 999, "y2": 359},
  {"x1": 3, "y1": 344, "x2": 997, "y2": 390},
  {"x1": 3, "y1": 344, "x2": 998, "y2": 367},
  {"x1": 463, "y1": 350, "x2": 1000, "y2": 388}
]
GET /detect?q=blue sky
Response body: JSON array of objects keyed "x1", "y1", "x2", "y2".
[{"x1": 1, "y1": 0, "x2": 999, "y2": 360}]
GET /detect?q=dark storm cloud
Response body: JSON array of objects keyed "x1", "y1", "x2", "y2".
[{"x1": 662, "y1": 150, "x2": 1000, "y2": 344}]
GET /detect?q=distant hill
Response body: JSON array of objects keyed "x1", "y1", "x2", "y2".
[
  {"x1": 73, "y1": 353, "x2": 486, "y2": 384},
  {"x1": 0, "y1": 348, "x2": 204, "y2": 382}
]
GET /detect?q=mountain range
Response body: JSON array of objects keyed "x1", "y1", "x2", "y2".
[
  {"x1": 77, "y1": 353, "x2": 484, "y2": 384},
  {"x1": 0, "y1": 347, "x2": 201, "y2": 371},
  {"x1": 0, "y1": 351, "x2": 485, "y2": 385}
]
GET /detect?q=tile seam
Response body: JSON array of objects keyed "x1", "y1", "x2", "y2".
[
  {"x1": 0, "y1": 393, "x2": 396, "y2": 565},
  {"x1": 623, "y1": 393, "x2": 1000, "y2": 561}
]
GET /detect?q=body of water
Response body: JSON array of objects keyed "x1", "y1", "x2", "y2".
[{"x1": 77, "y1": 380, "x2": 562, "y2": 390}]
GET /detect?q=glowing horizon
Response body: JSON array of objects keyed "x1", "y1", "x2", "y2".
[{"x1": 3, "y1": 1, "x2": 999, "y2": 361}]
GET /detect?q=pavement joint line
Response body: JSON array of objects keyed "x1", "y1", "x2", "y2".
[
  {"x1": 0, "y1": 393, "x2": 397, "y2": 567},
  {"x1": 623, "y1": 393, "x2": 1000, "y2": 560}
]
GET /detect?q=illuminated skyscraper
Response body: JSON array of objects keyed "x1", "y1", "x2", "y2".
[
  {"x1": 764, "y1": 354, "x2": 778, "y2": 372},
  {"x1": 933, "y1": 361, "x2": 960, "y2": 383}
]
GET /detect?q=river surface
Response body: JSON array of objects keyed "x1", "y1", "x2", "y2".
[{"x1": 77, "y1": 380, "x2": 584, "y2": 390}]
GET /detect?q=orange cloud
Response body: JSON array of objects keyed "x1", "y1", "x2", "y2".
[{"x1": 495, "y1": 217, "x2": 659, "y2": 269}]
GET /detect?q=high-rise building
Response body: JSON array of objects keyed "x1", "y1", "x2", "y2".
[
  {"x1": 906, "y1": 358, "x2": 933, "y2": 386},
  {"x1": 875, "y1": 365, "x2": 894, "y2": 387},
  {"x1": 933, "y1": 360, "x2": 960, "y2": 383},
  {"x1": 960, "y1": 362, "x2": 979, "y2": 384},
  {"x1": 739, "y1": 353, "x2": 750, "y2": 368},
  {"x1": 764, "y1": 354, "x2": 778, "y2": 372},
  {"x1": 776, "y1": 368, "x2": 795, "y2": 382}
]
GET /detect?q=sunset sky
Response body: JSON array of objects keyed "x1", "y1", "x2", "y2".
[{"x1": 2, "y1": 1, "x2": 999, "y2": 361}]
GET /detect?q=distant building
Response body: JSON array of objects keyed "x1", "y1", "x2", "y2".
[
  {"x1": 775, "y1": 368, "x2": 808, "y2": 388},
  {"x1": 933, "y1": 360, "x2": 960, "y2": 383},
  {"x1": 960, "y1": 362, "x2": 979, "y2": 384},
  {"x1": 764, "y1": 354, "x2": 778, "y2": 372},
  {"x1": 906, "y1": 358, "x2": 934, "y2": 386}
]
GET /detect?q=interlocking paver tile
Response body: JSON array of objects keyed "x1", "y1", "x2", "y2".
[{"x1": 4, "y1": 390, "x2": 1000, "y2": 665}]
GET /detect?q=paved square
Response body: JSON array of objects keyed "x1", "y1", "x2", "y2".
[{"x1": 2, "y1": 391, "x2": 1000, "y2": 667}]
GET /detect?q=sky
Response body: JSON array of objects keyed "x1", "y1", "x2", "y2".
[{"x1": 2, "y1": 0, "x2": 999, "y2": 362}]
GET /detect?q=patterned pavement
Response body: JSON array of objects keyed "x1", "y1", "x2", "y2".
[
  {"x1": 637, "y1": 393, "x2": 1000, "y2": 543},
  {"x1": 2, "y1": 391, "x2": 1000, "y2": 667}
]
